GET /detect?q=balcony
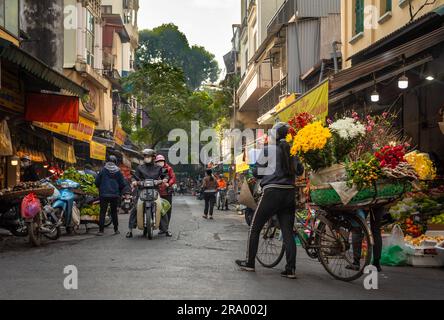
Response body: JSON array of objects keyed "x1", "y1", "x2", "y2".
[
  {"x1": 258, "y1": 76, "x2": 288, "y2": 117},
  {"x1": 237, "y1": 62, "x2": 281, "y2": 112},
  {"x1": 267, "y1": 0, "x2": 296, "y2": 35}
]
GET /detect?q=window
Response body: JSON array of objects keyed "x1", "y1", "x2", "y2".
[
  {"x1": 0, "y1": 0, "x2": 19, "y2": 37},
  {"x1": 354, "y1": 0, "x2": 364, "y2": 35},
  {"x1": 381, "y1": 0, "x2": 392, "y2": 14},
  {"x1": 124, "y1": 9, "x2": 132, "y2": 24},
  {"x1": 101, "y1": 5, "x2": 112, "y2": 14},
  {"x1": 86, "y1": 9, "x2": 95, "y2": 67},
  {"x1": 245, "y1": 49, "x2": 249, "y2": 69}
]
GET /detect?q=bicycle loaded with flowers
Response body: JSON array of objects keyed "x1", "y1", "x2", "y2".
[{"x1": 285, "y1": 111, "x2": 437, "y2": 212}]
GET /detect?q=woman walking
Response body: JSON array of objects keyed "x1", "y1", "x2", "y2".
[
  {"x1": 235, "y1": 123, "x2": 304, "y2": 279},
  {"x1": 201, "y1": 169, "x2": 218, "y2": 220}
]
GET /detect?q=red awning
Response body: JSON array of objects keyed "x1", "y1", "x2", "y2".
[{"x1": 25, "y1": 93, "x2": 80, "y2": 123}]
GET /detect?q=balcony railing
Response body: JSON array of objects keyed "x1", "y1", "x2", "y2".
[
  {"x1": 267, "y1": 0, "x2": 296, "y2": 34},
  {"x1": 258, "y1": 76, "x2": 288, "y2": 116}
]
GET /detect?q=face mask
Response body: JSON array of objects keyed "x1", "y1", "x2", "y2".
[
  {"x1": 156, "y1": 162, "x2": 165, "y2": 168},
  {"x1": 144, "y1": 157, "x2": 153, "y2": 164}
]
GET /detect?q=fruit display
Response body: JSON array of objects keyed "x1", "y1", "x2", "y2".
[
  {"x1": 61, "y1": 167, "x2": 99, "y2": 196},
  {"x1": 429, "y1": 213, "x2": 444, "y2": 225},
  {"x1": 389, "y1": 185, "x2": 444, "y2": 237},
  {"x1": 80, "y1": 204, "x2": 100, "y2": 217},
  {"x1": 0, "y1": 182, "x2": 43, "y2": 197},
  {"x1": 404, "y1": 235, "x2": 444, "y2": 247}
]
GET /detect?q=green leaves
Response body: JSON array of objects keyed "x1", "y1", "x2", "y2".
[{"x1": 136, "y1": 23, "x2": 220, "y2": 90}]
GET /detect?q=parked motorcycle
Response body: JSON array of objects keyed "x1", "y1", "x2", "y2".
[
  {"x1": 136, "y1": 179, "x2": 162, "y2": 240},
  {"x1": 51, "y1": 179, "x2": 80, "y2": 235},
  {"x1": 121, "y1": 191, "x2": 134, "y2": 215},
  {"x1": 0, "y1": 200, "x2": 27, "y2": 237}
]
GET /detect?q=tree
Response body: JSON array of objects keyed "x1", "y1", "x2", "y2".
[{"x1": 136, "y1": 23, "x2": 220, "y2": 90}]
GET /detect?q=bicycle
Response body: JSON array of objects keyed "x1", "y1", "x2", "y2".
[{"x1": 256, "y1": 205, "x2": 374, "y2": 282}]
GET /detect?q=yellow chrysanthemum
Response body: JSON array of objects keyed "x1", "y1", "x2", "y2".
[
  {"x1": 405, "y1": 151, "x2": 436, "y2": 180},
  {"x1": 291, "y1": 121, "x2": 331, "y2": 155},
  {"x1": 286, "y1": 134, "x2": 293, "y2": 143}
]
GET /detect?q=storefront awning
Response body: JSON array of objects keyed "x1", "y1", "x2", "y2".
[
  {"x1": 0, "y1": 39, "x2": 88, "y2": 97},
  {"x1": 25, "y1": 93, "x2": 79, "y2": 123}
]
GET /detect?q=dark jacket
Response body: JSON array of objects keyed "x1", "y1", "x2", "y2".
[
  {"x1": 133, "y1": 163, "x2": 163, "y2": 181},
  {"x1": 22, "y1": 165, "x2": 39, "y2": 182},
  {"x1": 253, "y1": 142, "x2": 304, "y2": 187},
  {"x1": 95, "y1": 163, "x2": 128, "y2": 198}
]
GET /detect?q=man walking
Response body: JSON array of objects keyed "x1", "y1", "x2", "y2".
[
  {"x1": 155, "y1": 155, "x2": 176, "y2": 237},
  {"x1": 95, "y1": 155, "x2": 128, "y2": 236}
]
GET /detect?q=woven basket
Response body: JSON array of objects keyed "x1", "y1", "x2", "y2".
[
  {"x1": 310, "y1": 181, "x2": 411, "y2": 206},
  {"x1": 0, "y1": 187, "x2": 54, "y2": 202}
]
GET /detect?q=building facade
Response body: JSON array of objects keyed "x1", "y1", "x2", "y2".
[
  {"x1": 236, "y1": 0, "x2": 341, "y2": 128},
  {"x1": 330, "y1": 0, "x2": 444, "y2": 163}
]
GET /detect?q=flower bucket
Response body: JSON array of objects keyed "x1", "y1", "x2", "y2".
[{"x1": 309, "y1": 164, "x2": 346, "y2": 186}]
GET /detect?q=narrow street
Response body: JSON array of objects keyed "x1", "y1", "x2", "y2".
[{"x1": 1, "y1": 196, "x2": 443, "y2": 300}]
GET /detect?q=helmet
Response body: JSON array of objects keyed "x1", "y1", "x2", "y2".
[
  {"x1": 21, "y1": 155, "x2": 31, "y2": 161},
  {"x1": 142, "y1": 149, "x2": 156, "y2": 157},
  {"x1": 108, "y1": 155, "x2": 118, "y2": 164},
  {"x1": 271, "y1": 122, "x2": 290, "y2": 141},
  {"x1": 155, "y1": 155, "x2": 166, "y2": 162}
]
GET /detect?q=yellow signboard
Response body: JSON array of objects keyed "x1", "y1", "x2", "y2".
[
  {"x1": 34, "y1": 122, "x2": 70, "y2": 136},
  {"x1": 274, "y1": 93, "x2": 298, "y2": 113},
  {"x1": 235, "y1": 154, "x2": 250, "y2": 173},
  {"x1": 53, "y1": 138, "x2": 76, "y2": 164},
  {"x1": 34, "y1": 116, "x2": 95, "y2": 142},
  {"x1": 68, "y1": 117, "x2": 95, "y2": 142},
  {"x1": 90, "y1": 141, "x2": 107, "y2": 161},
  {"x1": 114, "y1": 125, "x2": 127, "y2": 146},
  {"x1": 277, "y1": 80, "x2": 329, "y2": 123}
]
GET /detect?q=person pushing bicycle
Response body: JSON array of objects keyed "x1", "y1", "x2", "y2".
[{"x1": 235, "y1": 122, "x2": 304, "y2": 279}]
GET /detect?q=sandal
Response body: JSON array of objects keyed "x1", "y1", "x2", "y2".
[{"x1": 203, "y1": 215, "x2": 208, "y2": 219}]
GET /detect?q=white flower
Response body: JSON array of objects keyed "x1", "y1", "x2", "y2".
[{"x1": 329, "y1": 117, "x2": 366, "y2": 140}]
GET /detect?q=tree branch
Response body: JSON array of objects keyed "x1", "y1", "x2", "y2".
[{"x1": 409, "y1": 0, "x2": 437, "y2": 21}]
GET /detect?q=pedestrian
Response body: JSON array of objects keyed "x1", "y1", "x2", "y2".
[
  {"x1": 349, "y1": 207, "x2": 384, "y2": 272},
  {"x1": 155, "y1": 155, "x2": 176, "y2": 237},
  {"x1": 95, "y1": 155, "x2": 128, "y2": 236},
  {"x1": 21, "y1": 155, "x2": 39, "y2": 182},
  {"x1": 216, "y1": 175, "x2": 228, "y2": 210},
  {"x1": 235, "y1": 122, "x2": 304, "y2": 279},
  {"x1": 201, "y1": 169, "x2": 218, "y2": 220}
]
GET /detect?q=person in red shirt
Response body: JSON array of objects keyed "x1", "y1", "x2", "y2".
[{"x1": 155, "y1": 155, "x2": 177, "y2": 237}]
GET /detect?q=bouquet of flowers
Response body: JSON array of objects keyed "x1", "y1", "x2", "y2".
[
  {"x1": 346, "y1": 154, "x2": 382, "y2": 190},
  {"x1": 290, "y1": 121, "x2": 334, "y2": 171},
  {"x1": 286, "y1": 112, "x2": 315, "y2": 143},
  {"x1": 329, "y1": 117, "x2": 366, "y2": 163},
  {"x1": 405, "y1": 151, "x2": 437, "y2": 180}
]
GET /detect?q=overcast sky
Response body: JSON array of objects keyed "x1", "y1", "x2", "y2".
[{"x1": 138, "y1": 0, "x2": 241, "y2": 77}]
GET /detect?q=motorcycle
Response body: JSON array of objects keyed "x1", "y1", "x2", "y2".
[
  {"x1": 51, "y1": 179, "x2": 80, "y2": 235},
  {"x1": 0, "y1": 200, "x2": 27, "y2": 237},
  {"x1": 121, "y1": 191, "x2": 134, "y2": 215},
  {"x1": 136, "y1": 179, "x2": 162, "y2": 240}
]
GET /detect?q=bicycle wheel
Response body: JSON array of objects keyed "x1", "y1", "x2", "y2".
[
  {"x1": 316, "y1": 212, "x2": 373, "y2": 282},
  {"x1": 256, "y1": 220, "x2": 285, "y2": 268}
]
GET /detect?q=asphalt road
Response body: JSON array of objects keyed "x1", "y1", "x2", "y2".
[{"x1": 0, "y1": 196, "x2": 443, "y2": 300}]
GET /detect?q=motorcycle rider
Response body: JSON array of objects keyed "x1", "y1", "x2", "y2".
[
  {"x1": 155, "y1": 155, "x2": 176, "y2": 237},
  {"x1": 126, "y1": 149, "x2": 166, "y2": 239}
]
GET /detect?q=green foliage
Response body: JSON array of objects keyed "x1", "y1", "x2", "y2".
[
  {"x1": 136, "y1": 23, "x2": 220, "y2": 90},
  {"x1": 122, "y1": 61, "x2": 233, "y2": 149},
  {"x1": 61, "y1": 168, "x2": 99, "y2": 196}
]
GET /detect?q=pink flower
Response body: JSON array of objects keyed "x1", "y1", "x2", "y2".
[
  {"x1": 382, "y1": 112, "x2": 388, "y2": 118},
  {"x1": 366, "y1": 126, "x2": 373, "y2": 132},
  {"x1": 327, "y1": 118, "x2": 333, "y2": 125}
]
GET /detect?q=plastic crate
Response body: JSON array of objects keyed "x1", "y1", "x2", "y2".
[{"x1": 405, "y1": 244, "x2": 444, "y2": 267}]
